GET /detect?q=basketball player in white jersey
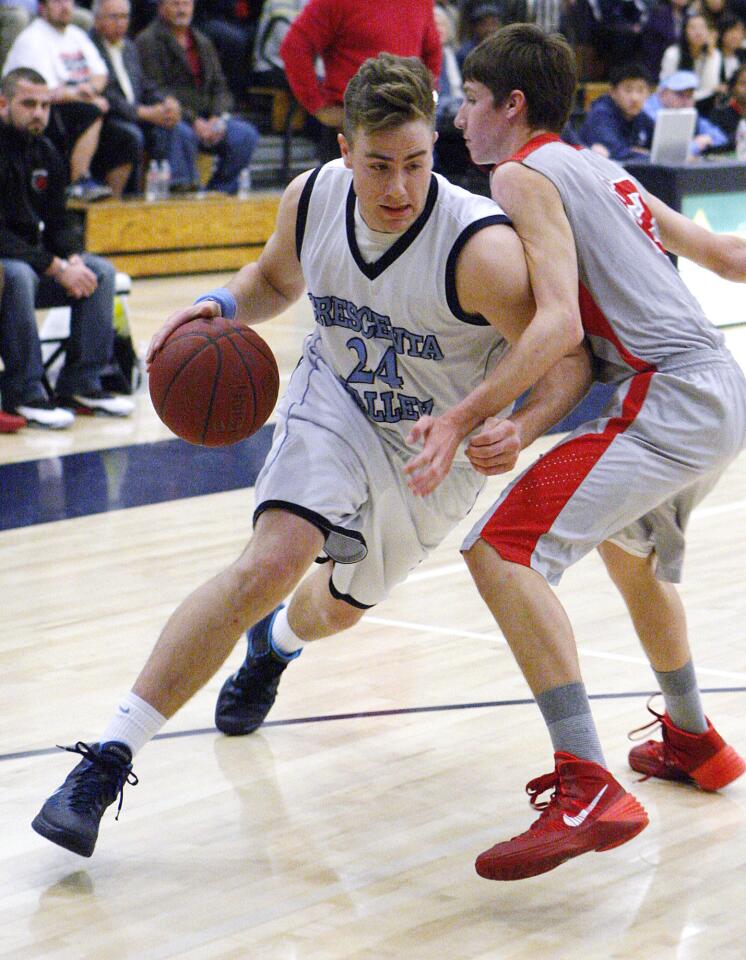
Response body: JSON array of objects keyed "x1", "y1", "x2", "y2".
[
  {"x1": 405, "y1": 24, "x2": 746, "y2": 881},
  {"x1": 31, "y1": 53, "x2": 593, "y2": 859}
]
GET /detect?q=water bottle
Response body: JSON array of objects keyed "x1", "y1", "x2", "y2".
[
  {"x1": 736, "y1": 119, "x2": 746, "y2": 162},
  {"x1": 145, "y1": 159, "x2": 159, "y2": 201},
  {"x1": 158, "y1": 159, "x2": 171, "y2": 198},
  {"x1": 237, "y1": 166, "x2": 252, "y2": 199}
]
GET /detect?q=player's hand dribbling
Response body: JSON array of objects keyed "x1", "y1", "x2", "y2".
[
  {"x1": 466, "y1": 417, "x2": 522, "y2": 475},
  {"x1": 146, "y1": 300, "x2": 222, "y2": 369}
]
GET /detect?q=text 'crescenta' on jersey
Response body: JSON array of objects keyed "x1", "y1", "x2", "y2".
[{"x1": 309, "y1": 293, "x2": 445, "y2": 361}]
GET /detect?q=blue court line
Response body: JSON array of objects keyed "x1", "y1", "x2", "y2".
[
  {"x1": 4, "y1": 686, "x2": 743, "y2": 763},
  {"x1": 0, "y1": 425, "x2": 274, "y2": 531}
]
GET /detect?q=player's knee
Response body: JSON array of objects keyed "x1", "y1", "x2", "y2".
[
  {"x1": 321, "y1": 596, "x2": 364, "y2": 633},
  {"x1": 463, "y1": 537, "x2": 528, "y2": 594},
  {"x1": 231, "y1": 553, "x2": 301, "y2": 607}
]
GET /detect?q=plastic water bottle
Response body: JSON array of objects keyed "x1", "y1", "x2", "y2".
[
  {"x1": 145, "y1": 159, "x2": 159, "y2": 201},
  {"x1": 736, "y1": 119, "x2": 746, "y2": 162},
  {"x1": 158, "y1": 160, "x2": 171, "y2": 199},
  {"x1": 237, "y1": 166, "x2": 252, "y2": 199}
]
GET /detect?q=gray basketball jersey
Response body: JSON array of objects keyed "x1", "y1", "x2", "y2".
[
  {"x1": 296, "y1": 160, "x2": 512, "y2": 458},
  {"x1": 516, "y1": 136, "x2": 725, "y2": 382}
]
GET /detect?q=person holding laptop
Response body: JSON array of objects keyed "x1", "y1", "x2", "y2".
[{"x1": 644, "y1": 69, "x2": 728, "y2": 155}]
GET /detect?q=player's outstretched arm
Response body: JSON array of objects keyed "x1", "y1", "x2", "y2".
[
  {"x1": 147, "y1": 171, "x2": 312, "y2": 365},
  {"x1": 645, "y1": 191, "x2": 746, "y2": 282}
]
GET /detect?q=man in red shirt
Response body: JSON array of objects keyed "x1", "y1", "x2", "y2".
[{"x1": 280, "y1": 0, "x2": 441, "y2": 159}]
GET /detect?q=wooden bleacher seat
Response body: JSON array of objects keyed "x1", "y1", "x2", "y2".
[
  {"x1": 246, "y1": 74, "x2": 307, "y2": 185},
  {"x1": 579, "y1": 82, "x2": 611, "y2": 114}
]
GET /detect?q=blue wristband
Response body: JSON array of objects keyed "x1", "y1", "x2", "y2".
[{"x1": 194, "y1": 287, "x2": 237, "y2": 319}]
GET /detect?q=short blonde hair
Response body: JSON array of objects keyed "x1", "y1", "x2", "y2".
[{"x1": 343, "y1": 53, "x2": 435, "y2": 142}]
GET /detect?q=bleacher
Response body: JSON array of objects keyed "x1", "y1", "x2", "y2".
[{"x1": 70, "y1": 190, "x2": 283, "y2": 278}]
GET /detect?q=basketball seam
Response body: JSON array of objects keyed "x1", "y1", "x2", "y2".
[{"x1": 224, "y1": 336, "x2": 261, "y2": 434}]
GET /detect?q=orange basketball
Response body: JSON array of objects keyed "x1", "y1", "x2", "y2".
[{"x1": 148, "y1": 316, "x2": 279, "y2": 446}]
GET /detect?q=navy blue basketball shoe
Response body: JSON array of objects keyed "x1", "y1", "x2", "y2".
[
  {"x1": 215, "y1": 605, "x2": 299, "y2": 735},
  {"x1": 32, "y1": 741, "x2": 137, "y2": 857}
]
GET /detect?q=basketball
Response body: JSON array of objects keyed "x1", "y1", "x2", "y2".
[{"x1": 148, "y1": 316, "x2": 280, "y2": 446}]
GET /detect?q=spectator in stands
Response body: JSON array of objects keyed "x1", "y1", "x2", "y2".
[
  {"x1": 135, "y1": 0, "x2": 259, "y2": 193},
  {"x1": 193, "y1": 0, "x2": 258, "y2": 102},
  {"x1": 456, "y1": 1, "x2": 504, "y2": 67},
  {"x1": 639, "y1": 0, "x2": 689, "y2": 82},
  {"x1": 2, "y1": 0, "x2": 141, "y2": 198},
  {"x1": 644, "y1": 67, "x2": 729, "y2": 152},
  {"x1": 0, "y1": 1, "x2": 93, "y2": 73},
  {"x1": 572, "y1": 0, "x2": 655, "y2": 78},
  {"x1": 279, "y1": 0, "x2": 441, "y2": 161},
  {"x1": 433, "y1": 3, "x2": 467, "y2": 178},
  {"x1": 697, "y1": 0, "x2": 726, "y2": 31},
  {"x1": 659, "y1": 11, "x2": 722, "y2": 114},
  {"x1": 716, "y1": 14, "x2": 746, "y2": 92},
  {"x1": 580, "y1": 61, "x2": 655, "y2": 158},
  {"x1": 0, "y1": 68, "x2": 134, "y2": 428},
  {"x1": 251, "y1": 0, "x2": 304, "y2": 84},
  {"x1": 711, "y1": 61, "x2": 746, "y2": 145},
  {"x1": 0, "y1": 262, "x2": 28, "y2": 431},
  {"x1": 91, "y1": 0, "x2": 200, "y2": 191}
]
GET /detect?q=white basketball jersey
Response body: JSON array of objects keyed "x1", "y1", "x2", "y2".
[{"x1": 296, "y1": 160, "x2": 512, "y2": 455}]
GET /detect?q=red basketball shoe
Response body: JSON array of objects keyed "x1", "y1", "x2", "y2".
[
  {"x1": 628, "y1": 700, "x2": 745, "y2": 791},
  {"x1": 475, "y1": 752, "x2": 648, "y2": 881}
]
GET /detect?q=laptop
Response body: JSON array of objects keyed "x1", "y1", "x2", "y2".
[{"x1": 649, "y1": 108, "x2": 697, "y2": 164}]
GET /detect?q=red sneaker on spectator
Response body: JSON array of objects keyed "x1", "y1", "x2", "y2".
[{"x1": 0, "y1": 410, "x2": 27, "y2": 433}]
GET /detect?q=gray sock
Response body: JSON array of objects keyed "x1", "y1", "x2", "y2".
[
  {"x1": 654, "y1": 660, "x2": 707, "y2": 734},
  {"x1": 535, "y1": 682, "x2": 606, "y2": 766}
]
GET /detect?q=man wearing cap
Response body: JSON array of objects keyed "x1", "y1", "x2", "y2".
[{"x1": 644, "y1": 68, "x2": 728, "y2": 154}]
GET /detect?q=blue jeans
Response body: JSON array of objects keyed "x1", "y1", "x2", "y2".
[
  {"x1": 0, "y1": 254, "x2": 115, "y2": 410},
  {"x1": 195, "y1": 117, "x2": 260, "y2": 193},
  {"x1": 148, "y1": 120, "x2": 200, "y2": 188}
]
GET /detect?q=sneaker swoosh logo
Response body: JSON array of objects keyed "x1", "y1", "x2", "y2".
[{"x1": 562, "y1": 784, "x2": 608, "y2": 828}]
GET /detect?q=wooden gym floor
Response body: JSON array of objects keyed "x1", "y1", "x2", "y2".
[{"x1": 1, "y1": 275, "x2": 745, "y2": 960}]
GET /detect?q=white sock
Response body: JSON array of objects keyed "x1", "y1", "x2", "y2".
[
  {"x1": 270, "y1": 606, "x2": 305, "y2": 658},
  {"x1": 99, "y1": 691, "x2": 167, "y2": 757}
]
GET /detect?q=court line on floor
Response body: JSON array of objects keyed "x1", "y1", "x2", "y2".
[
  {"x1": 4, "y1": 686, "x2": 745, "y2": 763},
  {"x1": 363, "y1": 615, "x2": 746, "y2": 681}
]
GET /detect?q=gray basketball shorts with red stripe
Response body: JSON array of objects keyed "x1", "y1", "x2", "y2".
[{"x1": 461, "y1": 356, "x2": 746, "y2": 585}]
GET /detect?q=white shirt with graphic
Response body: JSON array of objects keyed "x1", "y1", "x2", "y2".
[{"x1": 2, "y1": 17, "x2": 107, "y2": 87}]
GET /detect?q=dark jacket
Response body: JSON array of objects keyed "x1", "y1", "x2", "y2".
[
  {"x1": 0, "y1": 123, "x2": 80, "y2": 274},
  {"x1": 710, "y1": 100, "x2": 745, "y2": 149},
  {"x1": 89, "y1": 31, "x2": 165, "y2": 123},
  {"x1": 134, "y1": 16, "x2": 233, "y2": 121},
  {"x1": 580, "y1": 94, "x2": 654, "y2": 160}
]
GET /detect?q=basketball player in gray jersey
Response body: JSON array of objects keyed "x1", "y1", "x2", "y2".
[
  {"x1": 31, "y1": 53, "x2": 593, "y2": 859},
  {"x1": 405, "y1": 24, "x2": 746, "y2": 882}
]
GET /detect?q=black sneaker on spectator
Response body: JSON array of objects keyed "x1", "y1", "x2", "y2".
[
  {"x1": 60, "y1": 391, "x2": 135, "y2": 417},
  {"x1": 15, "y1": 398, "x2": 74, "y2": 429},
  {"x1": 65, "y1": 176, "x2": 112, "y2": 202}
]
